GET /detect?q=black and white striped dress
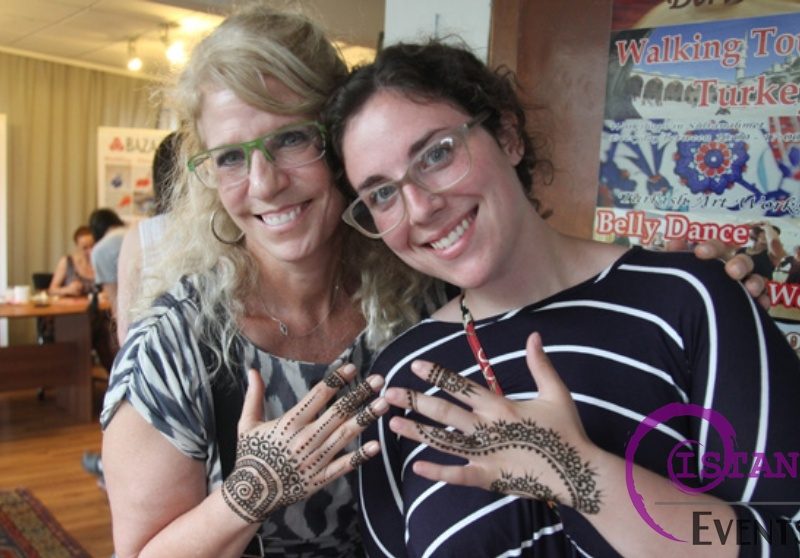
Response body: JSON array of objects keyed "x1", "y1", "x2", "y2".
[
  {"x1": 359, "y1": 247, "x2": 800, "y2": 558},
  {"x1": 101, "y1": 277, "x2": 373, "y2": 557}
]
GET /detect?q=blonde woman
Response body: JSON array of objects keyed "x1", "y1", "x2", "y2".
[{"x1": 99, "y1": 5, "x2": 436, "y2": 557}]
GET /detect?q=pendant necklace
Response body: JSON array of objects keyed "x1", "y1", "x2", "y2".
[{"x1": 258, "y1": 280, "x2": 341, "y2": 338}]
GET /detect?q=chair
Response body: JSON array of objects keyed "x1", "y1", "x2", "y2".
[{"x1": 31, "y1": 272, "x2": 54, "y2": 291}]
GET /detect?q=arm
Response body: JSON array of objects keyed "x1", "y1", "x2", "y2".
[
  {"x1": 116, "y1": 225, "x2": 143, "y2": 344},
  {"x1": 48, "y1": 256, "x2": 82, "y2": 297},
  {"x1": 104, "y1": 365, "x2": 386, "y2": 558},
  {"x1": 385, "y1": 334, "x2": 740, "y2": 558}
]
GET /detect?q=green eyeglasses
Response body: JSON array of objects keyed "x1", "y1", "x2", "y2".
[{"x1": 188, "y1": 121, "x2": 326, "y2": 189}]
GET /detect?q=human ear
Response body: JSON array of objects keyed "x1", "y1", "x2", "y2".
[{"x1": 496, "y1": 111, "x2": 524, "y2": 166}]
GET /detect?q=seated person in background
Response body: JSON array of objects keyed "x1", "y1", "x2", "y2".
[
  {"x1": 89, "y1": 208, "x2": 126, "y2": 319},
  {"x1": 116, "y1": 131, "x2": 179, "y2": 344},
  {"x1": 48, "y1": 225, "x2": 96, "y2": 297},
  {"x1": 87, "y1": 207, "x2": 125, "y2": 370}
]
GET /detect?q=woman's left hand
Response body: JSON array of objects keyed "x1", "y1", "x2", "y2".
[
  {"x1": 692, "y1": 239, "x2": 768, "y2": 308},
  {"x1": 384, "y1": 332, "x2": 603, "y2": 515}
]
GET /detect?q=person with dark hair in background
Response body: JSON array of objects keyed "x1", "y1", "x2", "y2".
[
  {"x1": 325, "y1": 40, "x2": 800, "y2": 557},
  {"x1": 88, "y1": 207, "x2": 126, "y2": 318}
]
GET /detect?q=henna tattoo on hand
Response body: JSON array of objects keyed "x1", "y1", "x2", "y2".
[
  {"x1": 223, "y1": 376, "x2": 377, "y2": 524},
  {"x1": 490, "y1": 471, "x2": 556, "y2": 503},
  {"x1": 426, "y1": 364, "x2": 477, "y2": 398},
  {"x1": 415, "y1": 419, "x2": 601, "y2": 514},
  {"x1": 222, "y1": 432, "x2": 311, "y2": 523}
]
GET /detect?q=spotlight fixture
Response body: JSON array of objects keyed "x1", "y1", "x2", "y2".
[
  {"x1": 162, "y1": 24, "x2": 186, "y2": 66},
  {"x1": 127, "y1": 39, "x2": 142, "y2": 72}
]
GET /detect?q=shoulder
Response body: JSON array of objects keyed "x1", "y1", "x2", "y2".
[
  {"x1": 611, "y1": 247, "x2": 737, "y2": 294},
  {"x1": 121, "y1": 278, "x2": 203, "y2": 349}
]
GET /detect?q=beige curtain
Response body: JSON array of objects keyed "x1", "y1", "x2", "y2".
[{"x1": 0, "y1": 52, "x2": 160, "y2": 342}]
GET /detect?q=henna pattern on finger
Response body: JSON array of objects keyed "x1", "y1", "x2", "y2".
[
  {"x1": 324, "y1": 367, "x2": 348, "y2": 390},
  {"x1": 414, "y1": 419, "x2": 601, "y2": 514},
  {"x1": 350, "y1": 446, "x2": 370, "y2": 468},
  {"x1": 332, "y1": 380, "x2": 375, "y2": 419},
  {"x1": 356, "y1": 404, "x2": 379, "y2": 427},
  {"x1": 426, "y1": 364, "x2": 477, "y2": 397}
]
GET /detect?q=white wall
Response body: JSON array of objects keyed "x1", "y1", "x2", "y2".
[
  {"x1": 383, "y1": 0, "x2": 491, "y2": 60},
  {"x1": 1, "y1": 114, "x2": 7, "y2": 345}
]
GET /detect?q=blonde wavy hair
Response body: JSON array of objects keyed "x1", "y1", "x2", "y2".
[{"x1": 134, "y1": 2, "x2": 439, "y2": 374}]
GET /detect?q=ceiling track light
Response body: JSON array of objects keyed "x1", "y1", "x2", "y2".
[
  {"x1": 127, "y1": 39, "x2": 142, "y2": 72},
  {"x1": 162, "y1": 23, "x2": 186, "y2": 66}
]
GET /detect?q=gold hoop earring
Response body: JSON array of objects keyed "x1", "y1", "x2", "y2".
[{"x1": 210, "y1": 210, "x2": 244, "y2": 245}]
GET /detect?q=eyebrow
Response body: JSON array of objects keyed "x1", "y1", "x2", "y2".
[{"x1": 353, "y1": 126, "x2": 446, "y2": 193}]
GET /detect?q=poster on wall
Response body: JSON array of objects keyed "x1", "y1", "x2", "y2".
[
  {"x1": 595, "y1": 5, "x2": 800, "y2": 354},
  {"x1": 97, "y1": 127, "x2": 170, "y2": 221}
]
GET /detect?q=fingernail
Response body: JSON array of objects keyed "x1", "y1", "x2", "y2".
[
  {"x1": 367, "y1": 375, "x2": 384, "y2": 389},
  {"x1": 371, "y1": 398, "x2": 389, "y2": 414},
  {"x1": 731, "y1": 262, "x2": 746, "y2": 278}
]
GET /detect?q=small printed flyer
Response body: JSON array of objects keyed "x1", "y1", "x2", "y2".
[{"x1": 595, "y1": 7, "x2": 800, "y2": 352}]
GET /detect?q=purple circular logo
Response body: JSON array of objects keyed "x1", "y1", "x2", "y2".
[{"x1": 624, "y1": 403, "x2": 737, "y2": 541}]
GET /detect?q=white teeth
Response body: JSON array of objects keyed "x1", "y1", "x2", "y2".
[
  {"x1": 430, "y1": 216, "x2": 472, "y2": 250},
  {"x1": 263, "y1": 206, "x2": 302, "y2": 226}
]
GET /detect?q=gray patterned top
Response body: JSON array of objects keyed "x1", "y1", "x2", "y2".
[{"x1": 101, "y1": 276, "x2": 373, "y2": 556}]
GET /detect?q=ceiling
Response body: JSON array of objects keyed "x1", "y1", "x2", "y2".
[{"x1": 0, "y1": 0, "x2": 385, "y2": 79}]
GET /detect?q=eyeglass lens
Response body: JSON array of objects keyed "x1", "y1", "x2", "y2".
[
  {"x1": 352, "y1": 126, "x2": 471, "y2": 235},
  {"x1": 192, "y1": 123, "x2": 324, "y2": 188}
]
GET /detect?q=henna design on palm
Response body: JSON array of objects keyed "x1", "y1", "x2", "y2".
[
  {"x1": 426, "y1": 364, "x2": 477, "y2": 398},
  {"x1": 415, "y1": 419, "x2": 601, "y2": 514}
]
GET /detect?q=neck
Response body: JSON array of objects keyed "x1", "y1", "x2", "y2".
[
  {"x1": 461, "y1": 220, "x2": 623, "y2": 320},
  {"x1": 251, "y1": 235, "x2": 345, "y2": 320}
]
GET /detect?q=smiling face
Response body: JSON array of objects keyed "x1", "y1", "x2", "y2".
[
  {"x1": 197, "y1": 83, "x2": 345, "y2": 266},
  {"x1": 341, "y1": 89, "x2": 533, "y2": 290}
]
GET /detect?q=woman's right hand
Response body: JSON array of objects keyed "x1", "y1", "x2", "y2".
[{"x1": 222, "y1": 365, "x2": 387, "y2": 524}]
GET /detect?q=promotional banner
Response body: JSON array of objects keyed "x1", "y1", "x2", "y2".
[
  {"x1": 596, "y1": 8, "x2": 800, "y2": 349},
  {"x1": 97, "y1": 127, "x2": 170, "y2": 221}
]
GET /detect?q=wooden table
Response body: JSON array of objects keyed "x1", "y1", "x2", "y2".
[{"x1": 0, "y1": 297, "x2": 102, "y2": 422}]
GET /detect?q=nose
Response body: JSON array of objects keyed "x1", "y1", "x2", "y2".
[
  {"x1": 402, "y1": 182, "x2": 445, "y2": 225},
  {"x1": 247, "y1": 149, "x2": 289, "y2": 198}
]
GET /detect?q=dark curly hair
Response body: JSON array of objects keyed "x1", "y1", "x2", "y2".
[{"x1": 324, "y1": 40, "x2": 551, "y2": 211}]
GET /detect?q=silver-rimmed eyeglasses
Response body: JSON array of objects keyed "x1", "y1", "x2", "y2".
[
  {"x1": 342, "y1": 113, "x2": 489, "y2": 239},
  {"x1": 188, "y1": 121, "x2": 326, "y2": 189}
]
